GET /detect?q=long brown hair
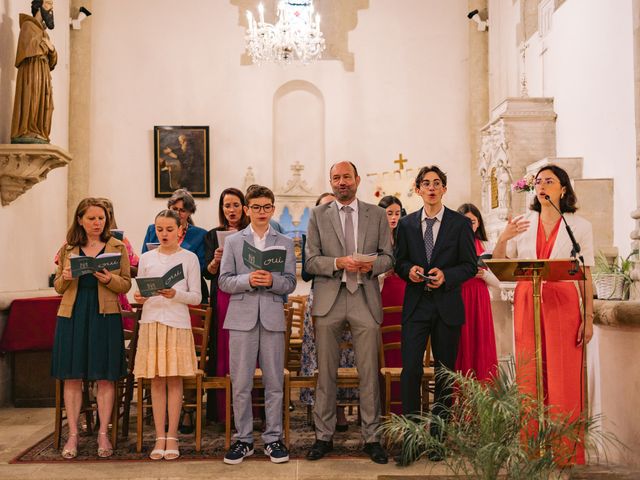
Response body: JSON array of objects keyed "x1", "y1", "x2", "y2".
[
  {"x1": 218, "y1": 188, "x2": 249, "y2": 230},
  {"x1": 457, "y1": 203, "x2": 488, "y2": 241},
  {"x1": 66, "y1": 198, "x2": 112, "y2": 247}
]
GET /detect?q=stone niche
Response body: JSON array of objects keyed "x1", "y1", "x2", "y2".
[
  {"x1": 0, "y1": 144, "x2": 72, "y2": 206},
  {"x1": 478, "y1": 98, "x2": 557, "y2": 243}
]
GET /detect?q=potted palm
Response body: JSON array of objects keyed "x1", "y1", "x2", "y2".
[
  {"x1": 593, "y1": 249, "x2": 638, "y2": 300},
  {"x1": 379, "y1": 363, "x2": 618, "y2": 479}
]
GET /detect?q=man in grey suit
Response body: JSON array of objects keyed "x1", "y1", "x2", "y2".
[
  {"x1": 218, "y1": 185, "x2": 297, "y2": 464},
  {"x1": 305, "y1": 161, "x2": 393, "y2": 464}
]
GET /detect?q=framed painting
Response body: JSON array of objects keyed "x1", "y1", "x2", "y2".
[{"x1": 154, "y1": 125, "x2": 210, "y2": 197}]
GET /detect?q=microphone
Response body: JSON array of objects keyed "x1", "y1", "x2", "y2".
[{"x1": 544, "y1": 195, "x2": 583, "y2": 274}]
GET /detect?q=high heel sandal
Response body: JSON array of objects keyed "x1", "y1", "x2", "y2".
[
  {"x1": 164, "y1": 437, "x2": 180, "y2": 460},
  {"x1": 61, "y1": 432, "x2": 78, "y2": 459},
  {"x1": 97, "y1": 432, "x2": 113, "y2": 458},
  {"x1": 149, "y1": 437, "x2": 166, "y2": 460}
]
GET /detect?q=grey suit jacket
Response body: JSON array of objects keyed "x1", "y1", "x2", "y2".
[
  {"x1": 304, "y1": 199, "x2": 394, "y2": 324},
  {"x1": 219, "y1": 226, "x2": 297, "y2": 332}
]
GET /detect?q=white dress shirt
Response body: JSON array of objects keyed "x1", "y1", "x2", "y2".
[
  {"x1": 138, "y1": 248, "x2": 202, "y2": 329},
  {"x1": 421, "y1": 205, "x2": 445, "y2": 243},
  {"x1": 250, "y1": 224, "x2": 271, "y2": 251}
]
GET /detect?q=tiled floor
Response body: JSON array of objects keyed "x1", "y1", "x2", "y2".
[{"x1": 0, "y1": 407, "x2": 637, "y2": 479}]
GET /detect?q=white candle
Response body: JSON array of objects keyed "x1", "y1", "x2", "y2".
[
  {"x1": 246, "y1": 10, "x2": 253, "y2": 32},
  {"x1": 316, "y1": 14, "x2": 320, "y2": 33},
  {"x1": 258, "y1": 3, "x2": 265, "y2": 24}
]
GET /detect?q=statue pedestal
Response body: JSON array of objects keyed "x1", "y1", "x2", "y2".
[{"x1": 0, "y1": 144, "x2": 71, "y2": 206}]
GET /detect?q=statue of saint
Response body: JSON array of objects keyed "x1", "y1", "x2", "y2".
[{"x1": 11, "y1": 0, "x2": 57, "y2": 144}]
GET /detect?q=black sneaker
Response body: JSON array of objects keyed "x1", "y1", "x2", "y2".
[
  {"x1": 264, "y1": 440, "x2": 290, "y2": 463},
  {"x1": 223, "y1": 440, "x2": 254, "y2": 464}
]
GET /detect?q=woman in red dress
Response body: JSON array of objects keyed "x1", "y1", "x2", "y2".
[
  {"x1": 455, "y1": 203, "x2": 498, "y2": 381},
  {"x1": 493, "y1": 164, "x2": 595, "y2": 464},
  {"x1": 378, "y1": 196, "x2": 406, "y2": 414}
]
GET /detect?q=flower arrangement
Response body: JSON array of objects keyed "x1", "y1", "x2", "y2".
[{"x1": 512, "y1": 174, "x2": 536, "y2": 193}]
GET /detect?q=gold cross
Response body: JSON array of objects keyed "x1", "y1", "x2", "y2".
[{"x1": 394, "y1": 153, "x2": 407, "y2": 170}]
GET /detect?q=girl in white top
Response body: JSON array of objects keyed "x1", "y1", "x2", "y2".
[{"x1": 133, "y1": 209, "x2": 201, "y2": 460}]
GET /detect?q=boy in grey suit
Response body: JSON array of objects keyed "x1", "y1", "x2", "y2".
[{"x1": 219, "y1": 185, "x2": 297, "y2": 464}]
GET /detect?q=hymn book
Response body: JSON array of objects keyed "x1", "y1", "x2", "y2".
[
  {"x1": 70, "y1": 253, "x2": 122, "y2": 278},
  {"x1": 135, "y1": 264, "x2": 185, "y2": 297},
  {"x1": 110, "y1": 230, "x2": 124, "y2": 241},
  {"x1": 242, "y1": 241, "x2": 286, "y2": 273}
]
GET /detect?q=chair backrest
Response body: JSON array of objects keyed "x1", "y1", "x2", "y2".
[
  {"x1": 380, "y1": 306, "x2": 403, "y2": 368},
  {"x1": 379, "y1": 305, "x2": 432, "y2": 368},
  {"x1": 283, "y1": 304, "x2": 294, "y2": 369},
  {"x1": 188, "y1": 306, "x2": 213, "y2": 371},
  {"x1": 121, "y1": 306, "x2": 142, "y2": 372},
  {"x1": 287, "y1": 294, "x2": 307, "y2": 339}
]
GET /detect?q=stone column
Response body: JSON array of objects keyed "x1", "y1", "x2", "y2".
[
  {"x1": 631, "y1": 0, "x2": 640, "y2": 300},
  {"x1": 468, "y1": 0, "x2": 489, "y2": 206},
  {"x1": 67, "y1": 0, "x2": 93, "y2": 223}
]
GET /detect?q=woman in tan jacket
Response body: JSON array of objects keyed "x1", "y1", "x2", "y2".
[{"x1": 51, "y1": 198, "x2": 131, "y2": 459}]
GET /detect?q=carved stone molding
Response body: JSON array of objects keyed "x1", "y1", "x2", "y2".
[
  {"x1": 0, "y1": 144, "x2": 72, "y2": 206},
  {"x1": 500, "y1": 282, "x2": 516, "y2": 304},
  {"x1": 274, "y1": 162, "x2": 317, "y2": 226}
]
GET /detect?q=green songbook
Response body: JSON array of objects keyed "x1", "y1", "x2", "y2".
[
  {"x1": 135, "y1": 264, "x2": 185, "y2": 297},
  {"x1": 242, "y1": 241, "x2": 286, "y2": 273},
  {"x1": 70, "y1": 253, "x2": 122, "y2": 278}
]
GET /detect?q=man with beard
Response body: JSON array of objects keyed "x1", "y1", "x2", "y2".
[
  {"x1": 11, "y1": 0, "x2": 57, "y2": 144},
  {"x1": 304, "y1": 161, "x2": 393, "y2": 464}
]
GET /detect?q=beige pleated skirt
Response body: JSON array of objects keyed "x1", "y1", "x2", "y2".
[{"x1": 134, "y1": 322, "x2": 198, "y2": 378}]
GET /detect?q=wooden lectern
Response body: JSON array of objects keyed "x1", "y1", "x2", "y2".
[{"x1": 484, "y1": 258, "x2": 585, "y2": 424}]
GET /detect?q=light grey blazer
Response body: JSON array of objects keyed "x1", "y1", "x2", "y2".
[
  {"x1": 219, "y1": 226, "x2": 297, "y2": 332},
  {"x1": 304, "y1": 199, "x2": 394, "y2": 324}
]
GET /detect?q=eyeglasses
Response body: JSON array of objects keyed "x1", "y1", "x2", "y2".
[
  {"x1": 248, "y1": 204, "x2": 274, "y2": 213},
  {"x1": 534, "y1": 178, "x2": 558, "y2": 186},
  {"x1": 170, "y1": 207, "x2": 189, "y2": 214},
  {"x1": 419, "y1": 180, "x2": 443, "y2": 189}
]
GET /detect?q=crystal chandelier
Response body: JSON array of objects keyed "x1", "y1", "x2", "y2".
[{"x1": 245, "y1": 1, "x2": 326, "y2": 66}]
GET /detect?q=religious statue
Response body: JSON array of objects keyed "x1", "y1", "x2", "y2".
[
  {"x1": 11, "y1": 0, "x2": 57, "y2": 144},
  {"x1": 496, "y1": 160, "x2": 512, "y2": 210}
]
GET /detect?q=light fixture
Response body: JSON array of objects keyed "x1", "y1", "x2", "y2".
[
  {"x1": 70, "y1": 6, "x2": 92, "y2": 30},
  {"x1": 467, "y1": 9, "x2": 488, "y2": 32},
  {"x1": 245, "y1": 1, "x2": 326, "y2": 66}
]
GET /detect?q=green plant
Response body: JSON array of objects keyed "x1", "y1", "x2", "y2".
[
  {"x1": 594, "y1": 249, "x2": 638, "y2": 299},
  {"x1": 594, "y1": 249, "x2": 638, "y2": 280},
  {"x1": 379, "y1": 363, "x2": 620, "y2": 480}
]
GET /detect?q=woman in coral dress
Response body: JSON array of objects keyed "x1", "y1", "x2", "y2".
[
  {"x1": 493, "y1": 164, "x2": 595, "y2": 464},
  {"x1": 455, "y1": 203, "x2": 498, "y2": 381}
]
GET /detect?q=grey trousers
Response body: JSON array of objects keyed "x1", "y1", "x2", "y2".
[
  {"x1": 229, "y1": 322, "x2": 284, "y2": 444},
  {"x1": 313, "y1": 285, "x2": 382, "y2": 442}
]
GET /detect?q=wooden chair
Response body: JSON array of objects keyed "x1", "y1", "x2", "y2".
[
  {"x1": 288, "y1": 319, "x2": 362, "y2": 426},
  {"x1": 379, "y1": 306, "x2": 435, "y2": 417},
  {"x1": 285, "y1": 295, "x2": 306, "y2": 373},
  {"x1": 113, "y1": 306, "x2": 142, "y2": 439},
  {"x1": 54, "y1": 307, "x2": 142, "y2": 450},
  {"x1": 136, "y1": 306, "x2": 226, "y2": 453}
]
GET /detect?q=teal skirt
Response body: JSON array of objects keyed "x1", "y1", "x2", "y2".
[{"x1": 50, "y1": 274, "x2": 126, "y2": 381}]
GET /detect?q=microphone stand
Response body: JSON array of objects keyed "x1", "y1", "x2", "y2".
[{"x1": 544, "y1": 194, "x2": 589, "y2": 421}]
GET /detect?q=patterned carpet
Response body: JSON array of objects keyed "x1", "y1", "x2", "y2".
[{"x1": 12, "y1": 402, "x2": 369, "y2": 463}]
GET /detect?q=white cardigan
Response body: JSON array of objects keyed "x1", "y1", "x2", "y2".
[{"x1": 506, "y1": 211, "x2": 595, "y2": 267}]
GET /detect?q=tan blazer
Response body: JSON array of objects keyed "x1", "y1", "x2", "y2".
[
  {"x1": 304, "y1": 199, "x2": 394, "y2": 324},
  {"x1": 54, "y1": 237, "x2": 132, "y2": 317}
]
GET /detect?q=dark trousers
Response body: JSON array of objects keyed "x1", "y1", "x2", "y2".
[{"x1": 400, "y1": 294, "x2": 461, "y2": 432}]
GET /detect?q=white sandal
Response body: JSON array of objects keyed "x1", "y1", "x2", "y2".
[
  {"x1": 164, "y1": 436, "x2": 180, "y2": 460},
  {"x1": 149, "y1": 437, "x2": 166, "y2": 460}
]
